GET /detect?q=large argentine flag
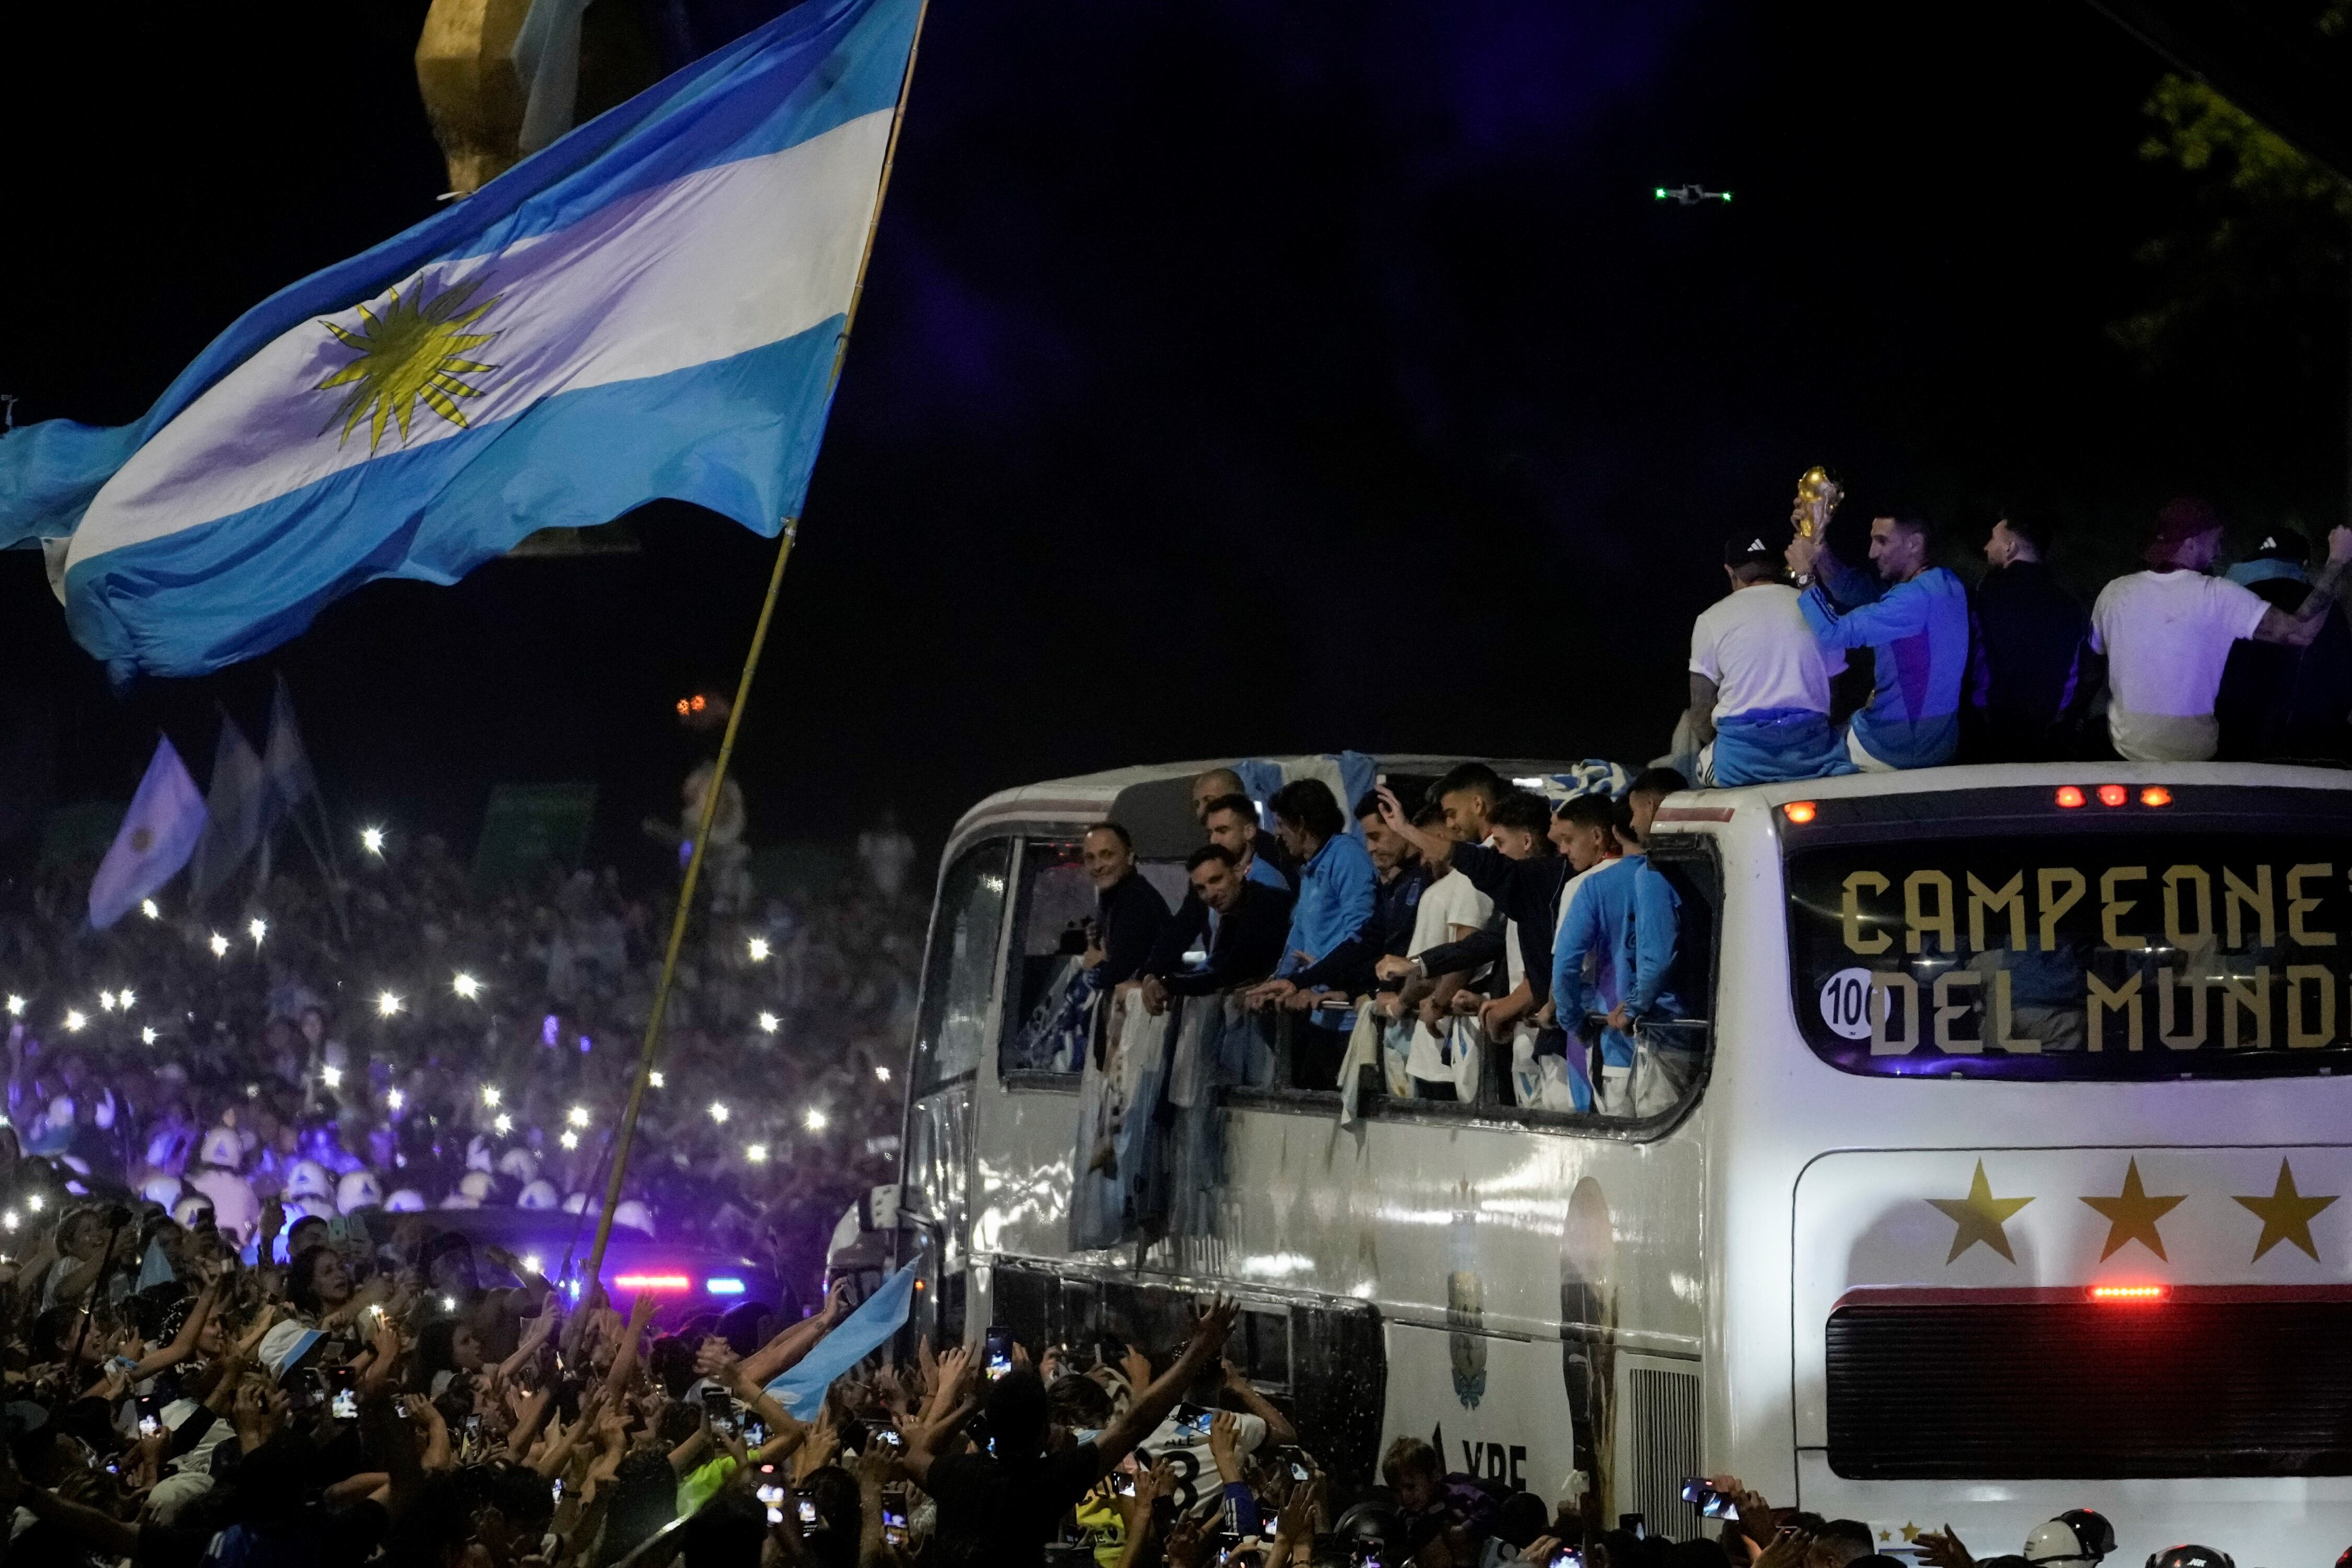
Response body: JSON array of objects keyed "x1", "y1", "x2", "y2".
[{"x1": 0, "y1": 0, "x2": 918, "y2": 680}]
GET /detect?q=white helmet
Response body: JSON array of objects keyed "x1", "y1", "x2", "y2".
[
  {"x1": 140, "y1": 1173, "x2": 184, "y2": 1209},
  {"x1": 458, "y1": 1170, "x2": 496, "y2": 1202},
  {"x1": 384, "y1": 1189, "x2": 427, "y2": 1214},
  {"x1": 2024, "y1": 1512, "x2": 2116, "y2": 1566},
  {"x1": 172, "y1": 1194, "x2": 214, "y2": 1228},
  {"x1": 440, "y1": 1192, "x2": 481, "y2": 1210},
  {"x1": 518, "y1": 1179, "x2": 560, "y2": 1211},
  {"x1": 497, "y1": 1148, "x2": 540, "y2": 1184},
  {"x1": 465, "y1": 1136, "x2": 494, "y2": 1174},
  {"x1": 285, "y1": 1159, "x2": 333, "y2": 1201},
  {"x1": 561, "y1": 1192, "x2": 589, "y2": 1214},
  {"x1": 611, "y1": 1200, "x2": 654, "y2": 1237},
  {"x1": 199, "y1": 1127, "x2": 242, "y2": 1170},
  {"x1": 336, "y1": 1170, "x2": 384, "y2": 1213}
]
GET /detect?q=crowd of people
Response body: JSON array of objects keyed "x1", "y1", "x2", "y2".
[{"x1": 0, "y1": 811, "x2": 922, "y2": 1307}]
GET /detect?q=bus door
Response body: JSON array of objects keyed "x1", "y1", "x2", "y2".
[{"x1": 899, "y1": 838, "x2": 1014, "y2": 1345}]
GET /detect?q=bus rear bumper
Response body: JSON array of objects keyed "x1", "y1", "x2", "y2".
[{"x1": 1796, "y1": 1451, "x2": 2352, "y2": 1565}]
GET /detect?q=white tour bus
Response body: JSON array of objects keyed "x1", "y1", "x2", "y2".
[{"x1": 879, "y1": 754, "x2": 2352, "y2": 1563}]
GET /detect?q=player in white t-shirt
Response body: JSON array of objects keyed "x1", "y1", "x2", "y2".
[
  {"x1": 2090, "y1": 501, "x2": 2352, "y2": 762},
  {"x1": 1685, "y1": 537, "x2": 1852, "y2": 786}
]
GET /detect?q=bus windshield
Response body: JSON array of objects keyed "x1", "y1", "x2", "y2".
[{"x1": 1788, "y1": 831, "x2": 2352, "y2": 1078}]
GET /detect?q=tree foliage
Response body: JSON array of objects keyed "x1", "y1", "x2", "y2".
[{"x1": 2115, "y1": 2, "x2": 2351, "y2": 366}]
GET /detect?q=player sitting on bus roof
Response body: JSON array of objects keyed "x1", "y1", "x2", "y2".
[
  {"x1": 1965, "y1": 509, "x2": 2090, "y2": 764},
  {"x1": 1685, "y1": 534, "x2": 1854, "y2": 787},
  {"x1": 1131, "y1": 845, "x2": 1293, "y2": 1016},
  {"x1": 2089, "y1": 498, "x2": 2352, "y2": 764},
  {"x1": 1786, "y1": 511, "x2": 1970, "y2": 773},
  {"x1": 1242, "y1": 780, "x2": 1378, "y2": 1089},
  {"x1": 2216, "y1": 525, "x2": 2352, "y2": 763},
  {"x1": 1079, "y1": 821, "x2": 1170, "y2": 990}
]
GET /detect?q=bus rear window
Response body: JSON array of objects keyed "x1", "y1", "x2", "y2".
[{"x1": 1788, "y1": 834, "x2": 2352, "y2": 1079}]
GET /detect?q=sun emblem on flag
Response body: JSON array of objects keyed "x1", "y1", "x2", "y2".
[{"x1": 313, "y1": 276, "x2": 503, "y2": 453}]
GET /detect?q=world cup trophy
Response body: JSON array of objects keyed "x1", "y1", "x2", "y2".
[{"x1": 1791, "y1": 465, "x2": 1842, "y2": 540}]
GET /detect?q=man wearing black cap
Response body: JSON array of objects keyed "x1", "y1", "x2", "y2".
[
  {"x1": 1681, "y1": 536, "x2": 1853, "y2": 785},
  {"x1": 1965, "y1": 510, "x2": 2088, "y2": 762},
  {"x1": 2217, "y1": 527, "x2": 2352, "y2": 761}
]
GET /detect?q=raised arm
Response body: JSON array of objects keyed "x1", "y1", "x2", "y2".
[
  {"x1": 1217, "y1": 1356, "x2": 1297, "y2": 1445},
  {"x1": 740, "y1": 1277, "x2": 852, "y2": 1386},
  {"x1": 597, "y1": 1290, "x2": 658, "y2": 1403},
  {"x1": 1798, "y1": 575, "x2": 1931, "y2": 650},
  {"x1": 130, "y1": 1279, "x2": 220, "y2": 1381},
  {"x1": 1089, "y1": 1297, "x2": 1240, "y2": 1478},
  {"x1": 2254, "y1": 529, "x2": 2352, "y2": 646}
]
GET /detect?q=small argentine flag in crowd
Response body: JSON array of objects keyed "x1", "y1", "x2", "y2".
[
  {"x1": 0, "y1": 0, "x2": 918, "y2": 680},
  {"x1": 87, "y1": 739, "x2": 207, "y2": 930}
]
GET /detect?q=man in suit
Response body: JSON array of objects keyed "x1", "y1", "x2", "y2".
[{"x1": 1134, "y1": 846, "x2": 1295, "y2": 1014}]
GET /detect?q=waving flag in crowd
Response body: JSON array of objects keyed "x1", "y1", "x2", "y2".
[
  {"x1": 0, "y1": 0, "x2": 919, "y2": 681},
  {"x1": 86, "y1": 738, "x2": 207, "y2": 929}
]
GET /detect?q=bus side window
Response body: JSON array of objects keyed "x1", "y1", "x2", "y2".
[
  {"x1": 999, "y1": 841, "x2": 1094, "y2": 1075},
  {"x1": 910, "y1": 840, "x2": 1012, "y2": 1093},
  {"x1": 1647, "y1": 841, "x2": 1721, "y2": 1034}
]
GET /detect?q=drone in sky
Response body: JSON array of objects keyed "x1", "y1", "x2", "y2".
[{"x1": 1653, "y1": 184, "x2": 1733, "y2": 205}]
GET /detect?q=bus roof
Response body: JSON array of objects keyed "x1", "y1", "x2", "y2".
[
  {"x1": 947, "y1": 753, "x2": 1594, "y2": 861},
  {"x1": 1654, "y1": 758, "x2": 2352, "y2": 829}
]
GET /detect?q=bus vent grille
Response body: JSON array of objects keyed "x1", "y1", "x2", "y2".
[
  {"x1": 1629, "y1": 1365, "x2": 1702, "y2": 1540},
  {"x1": 1828, "y1": 1298, "x2": 2352, "y2": 1478}
]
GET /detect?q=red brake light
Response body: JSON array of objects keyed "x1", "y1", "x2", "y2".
[
  {"x1": 1783, "y1": 801, "x2": 1817, "y2": 824},
  {"x1": 2140, "y1": 786, "x2": 2172, "y2": 807},
  {"x1": 2090, "y1": 1284, "x2": 2167, "y2": 1304},
  {"x1": 2055, "y1": 786, "x2": 2086, "y2": 809},
  {"x1": 2097, "y1": 784, "x2": 2128, "y2": 808}
]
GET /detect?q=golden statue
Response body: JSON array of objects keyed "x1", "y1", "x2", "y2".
[{"x1": 1791, "y1": 465, "x2": 1842, "y2": 540}]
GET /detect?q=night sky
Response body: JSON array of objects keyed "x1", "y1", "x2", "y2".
[{"x1": 3, "y1": 1, "x2": 2344, "y2": 880}]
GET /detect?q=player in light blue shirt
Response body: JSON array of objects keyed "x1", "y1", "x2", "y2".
[{"x1": 1789, "y1": 513, "x2": 1969, "y2": 770}]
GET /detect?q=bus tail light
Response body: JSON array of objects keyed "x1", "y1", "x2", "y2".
[
  {"x1": 2055, "y1": 786, "x2": 2086, "y2": 809},
  {"x1": 2097, "y1": 784, "x2": 2129, "y2": 808},
  {"x1": 1783, "y1": 801, "x2": 1817, "y2": 824},
  {"x1": 2140, "y1": 786, "x2": 2172, "y2": 807},
  {"x1": 2089, "y1": 1284, "x2": 2167, "y2": 1304}
]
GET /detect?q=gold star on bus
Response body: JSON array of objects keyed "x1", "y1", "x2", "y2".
[
  {"x1": 2234, "y1": 1158, "x2": 2338, "y2": 1263},
  {"x1": 314, "y1": 275, "x2": 502, "y2": 453},
  {"x1": 1928, "y1": 1161, "x2": 2034, "y2": 1263},
  {"x1": 2080, "y1": 1158, "x2": 2186, "y2": 1261}
]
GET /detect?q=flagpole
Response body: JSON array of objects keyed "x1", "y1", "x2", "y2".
[{"x1": 583, "y1": 0, "x2": 933, "y2": 1295}]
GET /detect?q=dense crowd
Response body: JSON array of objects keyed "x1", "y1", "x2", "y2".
[{"x1": 0, "y1": 808, "x2": 923, "y2": 1300}]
